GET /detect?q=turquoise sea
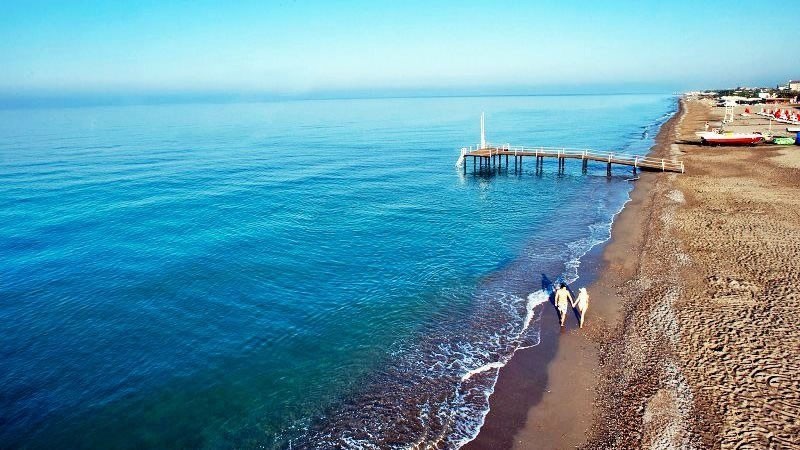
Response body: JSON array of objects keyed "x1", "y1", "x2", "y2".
[{"x1": 0, "y1": 94, "x2": 675, "y2": 448}]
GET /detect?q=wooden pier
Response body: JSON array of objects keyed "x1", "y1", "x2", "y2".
[{"x1": 459, "y1": 144, "x2": 685, "y2": 175}]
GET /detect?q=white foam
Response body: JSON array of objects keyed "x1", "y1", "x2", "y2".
[
  {"x1": 447, "y1": 288, "x2": 553, "y2": 448},
  {"x1": 455, "y1": 154, "x2": 464, "y2": 169},
  {"x1": 459, "y1": 289, "x2": 549, "y2": 382},
  {"x1": 460, "y1": 361, "x2": 506, "y2": 382},
  {"x1": 522, "y1": 290, "x2": 549, "y2": 332}
]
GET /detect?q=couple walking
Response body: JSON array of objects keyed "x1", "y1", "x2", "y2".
[{"x1": 554, "y1": 283, "x2": 589, "y2": 328}]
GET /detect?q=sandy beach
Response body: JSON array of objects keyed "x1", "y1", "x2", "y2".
[
  {"x1": 468, "y1": 97, "x2": 800, "y2": 448},
  {"x1": 4, "y1": 2, "x2": 799, "y2": 448}
]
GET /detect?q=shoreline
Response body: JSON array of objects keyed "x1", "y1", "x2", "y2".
[{"x1": 464, "y1": 99, "x2": 684, "y2": 449}]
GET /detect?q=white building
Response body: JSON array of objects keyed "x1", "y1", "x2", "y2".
[{"x1": 790, "y1": 80, "x2": 800, "y2": 92}]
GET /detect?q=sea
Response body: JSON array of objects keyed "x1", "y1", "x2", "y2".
[{"x1": 0, "y1": 94, "x2": 676, "y2": 449}]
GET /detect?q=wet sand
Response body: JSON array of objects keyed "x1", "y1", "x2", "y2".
[{"x1": 468, "y1": 97, "x2": 800, "y2": 448}]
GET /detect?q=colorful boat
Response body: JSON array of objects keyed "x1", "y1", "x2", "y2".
[{"x1": 696, "y1": 131, "x2": 764, "y2": 146}]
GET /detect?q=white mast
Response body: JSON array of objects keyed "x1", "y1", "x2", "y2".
[{"x1": 480, "y1": 112, "x2": 486, "y2": 149}]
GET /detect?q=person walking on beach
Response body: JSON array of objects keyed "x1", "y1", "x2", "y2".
[
  {"x1": 554, "y1": 283, "x2": 573, "y2": 327},
  {"x1": 572, "y1": 287, "x2": 590, "y2": 328}
]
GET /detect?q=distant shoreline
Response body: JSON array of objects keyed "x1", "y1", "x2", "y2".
[{"x1": 0, "y1": 90, "x2": 676, "y2": 110}]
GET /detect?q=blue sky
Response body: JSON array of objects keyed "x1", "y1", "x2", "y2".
[{"x1": 1, "y1": 0, "x2": 797, "y2": 98}]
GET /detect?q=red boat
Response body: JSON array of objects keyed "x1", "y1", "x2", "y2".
[{"x1": 696, "y1": 131, "x2": 764, "y2": 146}]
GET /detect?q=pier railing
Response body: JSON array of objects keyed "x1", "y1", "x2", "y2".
[{"x1": 459, "y1": 143, "x2": 684, "y2": 173}]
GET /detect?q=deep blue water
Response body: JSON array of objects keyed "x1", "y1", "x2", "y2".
[{"x1": 0, "y1": 94, "x2": 675, "y2": 448}]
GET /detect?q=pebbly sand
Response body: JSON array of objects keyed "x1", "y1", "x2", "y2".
[{"x1": 467, "y1": 98, "x2": 800, "y2": 449}]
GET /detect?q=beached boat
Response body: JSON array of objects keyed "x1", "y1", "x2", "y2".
[
  {"x1": 773, "y1": 137, "x2": 796, "y2": 145},
  {"x1": 696, "y1": 131, "x2": 764, "y2": 146}
]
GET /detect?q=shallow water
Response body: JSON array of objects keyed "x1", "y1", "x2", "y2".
[{"x1": 0, "y1": 94, "x2": 675, "y2": 448}]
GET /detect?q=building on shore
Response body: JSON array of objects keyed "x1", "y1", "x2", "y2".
[{"x1": 790, "y1": 80, "x2": 800, "y2": 92}]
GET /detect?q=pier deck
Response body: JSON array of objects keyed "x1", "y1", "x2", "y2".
[{"x1": 460, "y1": 144, "x2": 684, "y2": 174}]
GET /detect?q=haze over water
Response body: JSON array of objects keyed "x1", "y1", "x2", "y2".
[{"x1": 0, "y1": 94, "x2": 675, "y2": 448}]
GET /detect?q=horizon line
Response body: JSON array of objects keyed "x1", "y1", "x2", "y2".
[{"x1": 0, "y1": 88, "x2": 680, "y2": 109}]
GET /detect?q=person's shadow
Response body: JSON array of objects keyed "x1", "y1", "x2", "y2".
[{"x1": 541, "y1": 273, "x2": 555, "y2": 304}]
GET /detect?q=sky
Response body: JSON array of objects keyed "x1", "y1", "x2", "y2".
[{"x1": 1, "y1": 0, "x2": 798, "y2": 101}]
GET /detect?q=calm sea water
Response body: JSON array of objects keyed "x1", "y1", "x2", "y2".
[{"x1": 0, "y1": 94, "x2": 675, "y2": 448}]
